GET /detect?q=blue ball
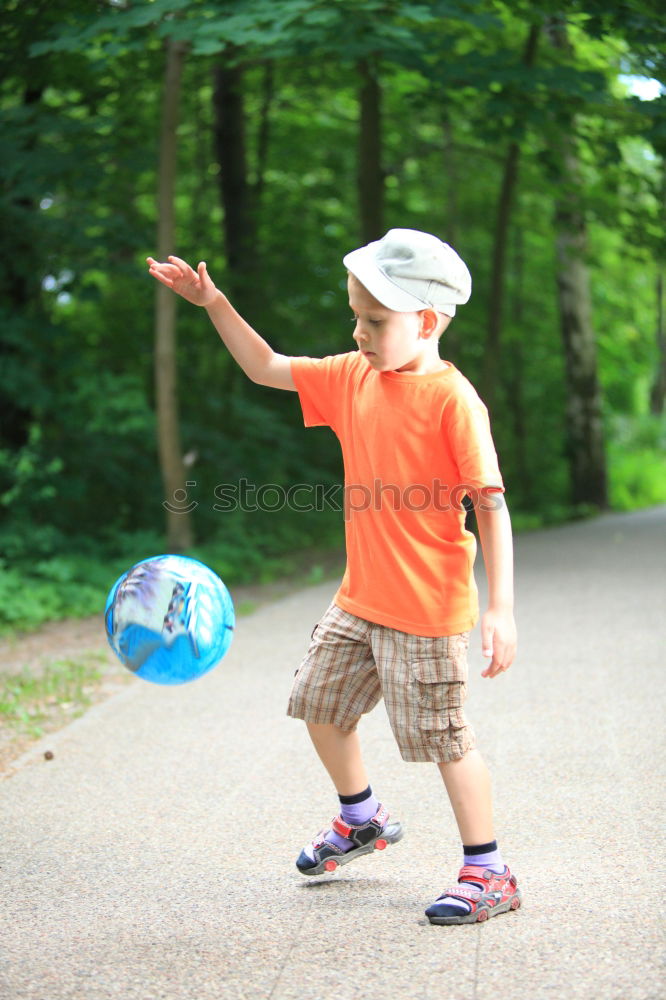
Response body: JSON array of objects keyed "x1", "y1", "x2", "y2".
[{"x1": 104, "y1": 555, "x2": 234, "y2": 685}]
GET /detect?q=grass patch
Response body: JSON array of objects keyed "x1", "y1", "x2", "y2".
[
  {"x1": 235, "y1": 600, "x2": 259, "y2": 616},
  {"x1": 0, "y1": 654, "x2": 106, "y2": 739}
]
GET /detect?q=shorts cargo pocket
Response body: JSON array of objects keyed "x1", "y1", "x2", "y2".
[
  {"x1": 411, "y1": 652, "x2": 466, "y2": 686},
  {"x1": 441, "y1": 703, "x2": 475, "y2": 760},
  {"x1": 411, "y1": 660, "x2": 474, "y2": 761}
]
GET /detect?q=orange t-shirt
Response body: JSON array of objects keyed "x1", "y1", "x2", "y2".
[{"x1": 291, "y1": 351, "x2": 504, "y2": 636}]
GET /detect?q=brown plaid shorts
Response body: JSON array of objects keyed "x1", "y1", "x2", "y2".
[{"x1": 287, "y1": 602, "x2": 475, "y2": 763}]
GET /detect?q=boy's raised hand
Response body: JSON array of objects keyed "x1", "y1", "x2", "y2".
[{"x1": 146, "y1": 256, "x2": 218, "y2": 307}]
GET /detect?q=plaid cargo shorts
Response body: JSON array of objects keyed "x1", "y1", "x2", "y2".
[{"x1": 287, "y1": 602, "x2": 476, "y2": 763}]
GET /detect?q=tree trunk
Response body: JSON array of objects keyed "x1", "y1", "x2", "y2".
[
  {"x1": 548, "y1": 17, "x2": 608, "y2": 509},
  {"x1": 212, "y1": 58, "x2": 257, "y2": 417},
  {"x1": 212, "y1": 60, "x2": 256, "y2": 307},
  {"x1": 650, "y1": 270, "x2": 665, "y2": 414},
  {"x1": 503, "y1": 224, "x2": 534, "y2": 509},
  {"x1": 0, "y1": 82, "x2": 45, "y2": 450},
  {"x1": 154, "y1": 38, "x2": 193, "y2": 551},
  {"x1": 357, "y1": 57, "x2": 383, "y2": 244},
  {"x1": 649, "y1": 170, "x2": 665, "y2": 413},
  {"x1": 553, "y1": 204, "x2": 608, "y2": 508},
  {"x1": 479, "y1": 140, "x2": 521, "y2": 408},
  {"x1": 253, "y1": 61, "x2": 275, "y2": 205},
  {"x1": 480, "y1": 23, "x2": 540, "y2": 409},
  {"x1": 442, "y1": 117, "x2": 458, "y2": 248},
  {"x1": 441, "y1": 117, "x2": 461, "y2": 362}
]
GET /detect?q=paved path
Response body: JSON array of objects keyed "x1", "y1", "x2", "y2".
[{"x1": 1, "y1": 508, "x2": 665, "y2": 1000}]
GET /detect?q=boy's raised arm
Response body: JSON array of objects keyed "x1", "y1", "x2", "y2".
[{"x1": 147, "y1": 255, "x2": 296, "y2": 391}]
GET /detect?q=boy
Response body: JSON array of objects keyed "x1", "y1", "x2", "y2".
[{"x1": 147, "y1": 228, "x2": 521, "y2": 925}]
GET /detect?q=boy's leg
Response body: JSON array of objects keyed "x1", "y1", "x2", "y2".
[
  {"x1": 437, "y1": 749, "x2": 493, "y2": 844},
  {"x1": 306, "y1": 721, "x2": 369, "y2": 796},
  {"x1": 288, "y1": 605, "x2": 404, "y2": 875},
  {"x1": 426, "y1": 748, "x2": 520, "y2": 924},
  {"x1": 297, "y1": 720, "x2": 403, "y2": 873},
  {"x1": 368, "y1": 623, "x2": 519, "y2": 923}
]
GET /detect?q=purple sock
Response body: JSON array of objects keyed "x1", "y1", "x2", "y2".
[
  {"x1": 304, "y1": 786, "x2": 379, "y2": 861},
  {"x1": 435, "y1": 841, "x2": 505, "y2": 915},
  {"x1": 463, "y1": 841, "x2": 505, "y2": 874}
]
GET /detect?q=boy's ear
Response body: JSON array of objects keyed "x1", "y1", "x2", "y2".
[{"x1": 420, "y1": 308, "x2": 439, "y2": 338}]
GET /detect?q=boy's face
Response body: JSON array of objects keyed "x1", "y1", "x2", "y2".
[{"x1": 347, "y1": 274, "x2": 444, "y2": 375}]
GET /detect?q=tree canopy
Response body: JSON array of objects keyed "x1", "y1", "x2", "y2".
[{"x1": 1, "y1": 0, "x2": 664, "y2": 628}]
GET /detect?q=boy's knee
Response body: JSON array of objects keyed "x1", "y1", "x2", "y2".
[{"x1": 306, "y1": 720, "x2": 358, "y2": 735}]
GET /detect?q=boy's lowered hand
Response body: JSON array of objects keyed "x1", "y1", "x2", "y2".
[
  {"x1": 480, "y1": 607, "x2": 516, "y2": 678},
  {"x1": 147, "y1": 256, "x2": 218, "y2": 307}
]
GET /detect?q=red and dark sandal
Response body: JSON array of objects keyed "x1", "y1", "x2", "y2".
[
  {"x1": 296, "y1": 804, "x2": 404, "y2": 876},
  {"x1": 426, "y1": 865, "x2": 522, "y2": 925}
]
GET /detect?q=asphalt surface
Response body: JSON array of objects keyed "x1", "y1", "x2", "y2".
[{"x1": 1, "y1": 507, "x2": 665, "y2": 1000}]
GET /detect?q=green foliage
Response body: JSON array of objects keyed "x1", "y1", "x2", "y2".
[
  {"x1": 1, "y1": 0, "x2": 664, "y2": 634},
  {"x1": 0, "y1": 504, "x2": 343, "y2": 635},
  {"x1": 0, "y1": 554, "x2": 127, "y2": 633},
  {"x1": 608, "y1": 414, "x2": 666, "y2": 510}
]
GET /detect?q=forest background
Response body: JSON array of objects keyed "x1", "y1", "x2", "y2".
[{"x1": 1, "y1": 0, "x2": 664, "y2": 634}]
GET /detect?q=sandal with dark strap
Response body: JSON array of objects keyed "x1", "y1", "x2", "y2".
[
  {"x1": 296, "y1": 804, "x2": 404, "y2": 876},
  {"x1": 426, "y1": 865, "x2": 522, "y2": 925}
]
